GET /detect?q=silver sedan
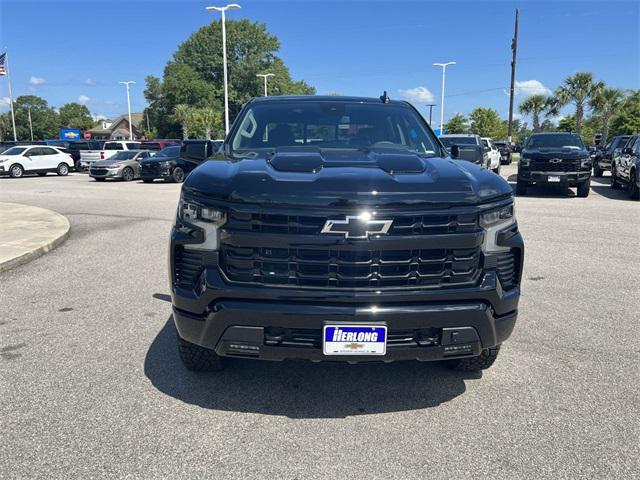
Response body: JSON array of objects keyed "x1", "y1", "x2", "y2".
[{"x1": 89, "y1": 150, "x2": 154, "y2": 182}]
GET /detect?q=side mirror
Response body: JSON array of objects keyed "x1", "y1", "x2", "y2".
[
  {"x1": 450, "y1": 144, "x2": 484, "y2": 164},
  {"x1": 484, "y1": 146, "x2": 490, "y2": 152}
]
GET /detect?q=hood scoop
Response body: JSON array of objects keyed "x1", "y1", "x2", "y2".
[{"x1": 267, "y1": 146, "x2": 426, "y2": 174}]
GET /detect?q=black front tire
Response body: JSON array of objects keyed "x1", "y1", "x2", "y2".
[
  {"x1": 516, "y1": 179, "x2": 527, "y2": 196},
  {"x1": 172, "y1": 167, "x2": 185, "y2": 183},
  {"x1": 177, "y1": 335, "x2": 225, "y2": 372},
  {"x1": 576, "y1": 179, "x2": 590, "y2": 198},
  {"x1": 611, "y1": 163, "x2": 621, "y2": 190},
  {"x1": 493, "y1": 163, "x2": 501, "y2": 175},
  {"x1": 630, "y1": 171, "x2": 639, "y2": 200},
  {"x1": 446, "y1": 346, "x2": 501, "y2": 372}
]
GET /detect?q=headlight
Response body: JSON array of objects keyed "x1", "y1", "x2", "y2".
[
  {"x1": 519, "y1": 156, "x2": 530, "y2": 167},
  {"x1": 157, "y1": 161, "x2": 171, "y2": 167},
  {"x1": 178, "y1": 199, "x2": 226, "y2": 251},
  {"x1": 580, "y1": 157, "x2": 592, "y2": 167},
  {"x1": 480, "y1": 204, "x2": 515, "y2": 252}
]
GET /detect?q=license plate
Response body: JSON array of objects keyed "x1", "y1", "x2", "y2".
[
  {"x1": 548, "y1": 175, "x2": 561, "y2": 182},
  {"x1": 323, "y1": 325, "x2": 387, "y2": 356}
]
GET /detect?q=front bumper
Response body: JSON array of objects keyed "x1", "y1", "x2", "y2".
[
  {"x1": 596, "y1": 160, "x2": 611, "y2": 170},
  {"x1": 518, "y1": 170, "x2": 591, "y2": 186},
  {"x1": 89, "y1": 169, "x2": 122, "y2": 179}
]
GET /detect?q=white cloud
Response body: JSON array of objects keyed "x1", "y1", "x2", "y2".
[
  {"x1": 29, "y1": 76, "x2": 46, "y2": 86},
  {"x1": 0, "y1": 97, "x2": 11, "y2": 108},
  {"x1": 514, "y1": 79, "x2": 551, "y2": 97},
  {"x1": 78, "y1": 95, "x2": 90, "y2": 104},
  {"x1": 84, "y1": 79, "x2": 95, "y2": 86},
  {"x1": 92, "y1": 114, "x2": 107, "y2": 121},
  {"x1": 398, "y1": 86, "x2": 435, "y2": 104}
]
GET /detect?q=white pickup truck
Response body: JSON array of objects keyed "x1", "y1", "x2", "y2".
[{"x1": 79, "y1": 141, "x2": 141, "y2": 170}]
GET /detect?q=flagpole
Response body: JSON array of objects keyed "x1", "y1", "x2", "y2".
[{"x1": 4, "y1": 49, "x2": 17, "y2": 141}]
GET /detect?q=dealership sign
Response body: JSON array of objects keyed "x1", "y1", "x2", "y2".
[{"x1": 60, "y1": 128, "x2": 82, "y2": 140}]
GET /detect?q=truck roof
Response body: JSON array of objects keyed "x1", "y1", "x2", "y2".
[{"x1": 248, "y1": 95, "x2": 409, "y2": 106}]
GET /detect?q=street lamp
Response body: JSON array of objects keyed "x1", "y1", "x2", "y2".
[
  {"x1": 256, "y1": 73, "x2": 275, "y2": 96},
  {"x1": 119, "y1": 81, "x2": 136, "y2": 139},
  {"x1": 206, "y1": 3, "x2": 241, "y2": 135},
  {"x1": 432, "y1": 61, "x2": 456, "y2": 135}
]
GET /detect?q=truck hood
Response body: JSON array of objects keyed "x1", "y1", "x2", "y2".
[{"x1": 182, "y1": 148, "x2": 512, "y2": 208}]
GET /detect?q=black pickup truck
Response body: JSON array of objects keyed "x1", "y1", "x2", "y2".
[
  {"x1": 517, "y1": 132, "x2": 592, "y2": 197},
  {"x1": 170, "y1": 95, "x2": 524, "y2": 373}
]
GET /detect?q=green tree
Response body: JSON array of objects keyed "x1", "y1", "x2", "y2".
[
  {"x1": 58, "y1": 102, "x2": 95, "y2": 131},
  {"x1": 590, "y1": 87, "x2": 625, "y2": 144},
  {"x1": 557, "y1": 115, "x2": 576, "y2": 132},
  {"x1": 193, "y1": 108, "x2": 223, "y2": 140},
  {"x1": 145, "y1": 19, "x2": 315, "y2": 138},
  {"x1": 518, "y1": 94, "x2": 552, "y2": 132},
  {"x1": 469, "y1": 108, "x2": 505, "y2": 138},
  {"x1": 551, "y1": 72, "x2": 603, "y2": 135},
  {"x1": 10, "y1": 95, "x2": 59, "y2": 140},
  {"x1": 443, "y1": 113, "x2": 468, "y2": 134},
  {"x1": 0, "y1": 112, "x2": 10, "y2": 141},
  {"x1": 172, "y1": 104, "x2": 195, "y2": 140},
  {"x1": 609, "y1": 90, "x2": 640, "y2": 136}
]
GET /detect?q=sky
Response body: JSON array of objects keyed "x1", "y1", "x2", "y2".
[{"x1": 1, "y1": 0, "x2": 639, "y2": 127}]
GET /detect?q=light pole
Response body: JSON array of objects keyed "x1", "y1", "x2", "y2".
[
  {"x1": 426, "y1": 103, "x2": 436, "y2": 126},
  {"x1": 432, "y1": 62, "x2": 456, "y2": 134},
  {"x1": 256, "y1": 73, "x2": 275, "y2": 96},
  {"x1": 27, "y1": 106, "x2": 33, "y2": 141},
  {"x1": 119, "y1": 81, "x2": 136, "y2": 139},
  {"x1": 206, "y1": 3, "x2": 241, "y2": 135}
]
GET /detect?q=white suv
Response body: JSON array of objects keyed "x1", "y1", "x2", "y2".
[
  {"x1": 481, "y1": 137, "x2": 502, "y2": 174},
  {"x1": 0, "y1": 145, "x2": 74, "y2": 178}
]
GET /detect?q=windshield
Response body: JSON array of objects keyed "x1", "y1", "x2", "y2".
[
  {"x1": 440, "y1": 137, "x2": 476, "y2": 148},
  {"x1": 1, "y1": 147, "x2": 27, "y2": 156},
  {"x1": 230, "y1": 101, "x2": 440, "y2": 156},
  {"x1": 526, "y1": 134, "x2": 584, "y2": 150},
  {"x1": 111, "y1": 151, "x2": 138, "y2": 160},
  {"x1": 156, "y1": 146, "x2": 180, "y2": 158},
  {"x1": 104, "y1": 143, "x2": 123, "y2": 150}
]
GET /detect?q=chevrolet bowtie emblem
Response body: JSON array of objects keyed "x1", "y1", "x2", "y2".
[
  {"x1": 321, "y1": 215, "x2": 393, "y2": 239},
  {"x1": 344, "y1": 343, "x2": 364, "y2": 350},
  {"x1": 549, "y1": 158, "x2": 562, "y2": 163}
]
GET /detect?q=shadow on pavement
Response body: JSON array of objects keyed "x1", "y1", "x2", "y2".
[
  {"x1": 590, "y1": 176, "x2": 634, "y2": 201},
  {"x1": 144, "y1": 317, "x2": 476, "y2": 418}
]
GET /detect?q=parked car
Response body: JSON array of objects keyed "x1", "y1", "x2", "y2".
[
  {"x1": 65, "y1": 140, "x2": 106, "y2": 171},
  {"x1": 88, "y1": 150, "x2": 154, "y2": 182},
  {"x1": 481, "y1": 137, "x2": 501, "y2": 173},
  {"x1": 517, "y1": 132, "x2": 592, "y2": 197},
  {"x1": 611, "y1": 134, "x2": 640, "y2": 200},
  {"x1": 79, "y1": 140, "x2": 142, "y2": 170},
  {"x1": 439, "y1": 134, "x2": 490, "y2": 169},
  {"x1": 493, "y1": 141, "x2": 513, "y2": 165},
  {"x1": 170, "y1": 95, "x2": 523, "y2": 373},
  {"x1": 0, "y1": 145, "x2": 74, "y2": 178},
  {"x1": 140, "y1": 140, "x2": 222, "y2": 183},
  {"x1": 140, "y1": 140, "x2": 180, "y2": 151},
  {"x1": 593, "y1": 135, "x2": 631, "y2": 177}
]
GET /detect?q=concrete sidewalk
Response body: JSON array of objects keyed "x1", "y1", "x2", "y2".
[{"x1": 0, "y1": 203, "x2": 70, "y2": 272}]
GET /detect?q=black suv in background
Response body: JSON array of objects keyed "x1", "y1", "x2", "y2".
[
  {"x1": 170, "y1": 95, "x2": 524, "y2": 374},
  {"x1": 593, "y1": 135, "x2": 631, "y2": 177},
  {"x1": 140, "y1": 140, "x2": 222, "y2": 183},
  {"x1": 611, "y1": 134, "x2": 640, "y2": 200},
  {"x1": 517, "y1": 133, "x2": 592, "y2": 197}
]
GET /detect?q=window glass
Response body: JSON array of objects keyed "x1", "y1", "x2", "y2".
[
  {"x1": 440, "y1": 137, "x2": 477, "y2": 148},
  {"x1": 41, "y1": 147, "x2": 57, "y2": 155},
  {"x1": 230, "y1": 101, "x2": 439, "y2": 155},
  {"x1": 26, "y1": 147, "x2": 42, "y2": 156},
  {"x1": 126, "y1": 143, "x2": 140, "y2": 149},
  {"x1": 3, "y1": 147, "x2": 28, "y2": 155},
  {"x1": 104, "y1": 143, "x2": 124, "y2": 150},
  {"x1": 526, "y1": 134, "x2": 584, "y2": 149}
]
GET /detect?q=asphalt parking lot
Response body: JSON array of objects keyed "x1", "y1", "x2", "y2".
[{"x1": 1, "y1": 165, "x2": 638, "y2": 479}]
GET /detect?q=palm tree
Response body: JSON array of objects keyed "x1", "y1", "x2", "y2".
[
  {"x1": 518, "y1": 95, "x2": 550, "y2": 132},
  {"x1": 193, "y1": 108, "x2": 222, "y2": 140},
  {"x1": 552, "y1": 72, "x2": 604, "y2": 135},
  {"x1": 590, "y1": 87, "x2": 625, "y2": 143},
  {"x1": 172, "y1": 104, "x2": 194, "y2": 140}
]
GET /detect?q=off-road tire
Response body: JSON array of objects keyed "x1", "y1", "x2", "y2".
[
  {"x1": 611, "y1": 164, "x2": 621, "y2": 190},
  {"x1": 630, "y1": 171, "x2": 639, "y2": 200},
  {"x1": 576, "y1": 179, "x2": 590, "y2": 198},
  {"x1": 177, "y1": 335, "x2": 225, "y2": 372},
  {"x1": 9, "y1": 164, "x2": 24, "y2": 178},
  {"x1": 446, "y1": 346, "x2": 501, "y2": 372},
  {"x1": 516, "y1": 179, "x2": 527, "y2": 196}
]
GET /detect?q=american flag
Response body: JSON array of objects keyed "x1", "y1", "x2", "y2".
[{"x1": 0, "y1": 52, "x2": 6, "y2": 76}]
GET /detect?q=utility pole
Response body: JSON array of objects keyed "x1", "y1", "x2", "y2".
[
  {"x1": 426, "y1": 104, "x2": 436, "y2": 125},
  {"x1": 119, "y1": 81, "x2": 136, "y2": 140},
  {"x1": 27, "y1": 106, "x2": 33, "y2": 141},
  {"x1": 507, "y1": 8, "x2": 519, "y2": 143}
]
